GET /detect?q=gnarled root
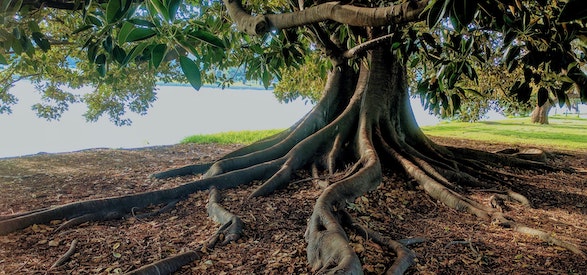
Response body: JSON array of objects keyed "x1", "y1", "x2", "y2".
[
  {"x1": 305, "y1": 110, "x2": 382, "y2": 274},
  {"x1": 126, "y1": 251, "x2": 200, "y2": 275},
  {"x1": 381, "y1": 134, "x2": 587, "y2": 259},
  {"x1": 150, "y1": 163, "x2": 212, "y2": 179},
  {"x1": 50, "y1": 239, "x2": 78, "y2": 269},
  {"x1": 491, "y1": 212, "x2": 587, "y2": 259},
  {"x1": 0, "y1": 158, "x2": 282, "y2": 235},
  {"x1": 206, "y1": 187, "x2": 243, "y2": 248},
  {"x1": 1, "y1": 49, "x2": 584, "y2": 275},
  {"x1": 340, "y1": 210, "x2": 423, "y2": 275}
]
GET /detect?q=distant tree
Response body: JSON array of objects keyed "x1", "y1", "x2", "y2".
[{"x1": 1, "y1": 0, "x2": 586, "y2": 273}]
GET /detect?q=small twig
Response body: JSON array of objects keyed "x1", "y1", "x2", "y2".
[{"x1": 50, "y1": 239, "x2": 78, "y2": 269}]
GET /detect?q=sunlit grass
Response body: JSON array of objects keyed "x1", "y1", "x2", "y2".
[
  {"x1": 181, "y1": 129, "x2": 284, "y2": 145},
  {"x1": 421, "y1": 116, "x2": 587, "y2": 152},
  {"x1": 181, "y1": 116, "x2": 586, "y2": 152}
]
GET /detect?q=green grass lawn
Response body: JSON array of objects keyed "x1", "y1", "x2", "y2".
[
  {"x1": 181, "y1": 129, "x2": 284, "y2": 145},
  {"x1": 181, "y1": 116, "x2": 586, "y2": 152},
  {"x1": 421, "y1": 116, "x2": 587, "y2": 152}
]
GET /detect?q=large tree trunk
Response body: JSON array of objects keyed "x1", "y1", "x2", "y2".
[
  {"x1": 1, "y1": 43, "x2": 584, "y2": 274},
  {"x1": 531, "y1": 101, "x2": 551, "y2": 124}
]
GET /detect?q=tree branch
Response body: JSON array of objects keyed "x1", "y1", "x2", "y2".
[
  {"x1": 222, "y1": 0, "x2": 430, "y2": 35},
  {"x1": 343, "y1": 33, "x2": 395, "y2": 59}
]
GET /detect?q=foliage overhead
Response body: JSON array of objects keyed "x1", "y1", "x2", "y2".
[{"x1": 0, "y1": 0, "x2": 586, "y2": 124}]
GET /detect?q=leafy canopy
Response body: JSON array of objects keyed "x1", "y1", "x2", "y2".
[{"x1": 1, "y1": 0, "x2": 586, "y2": 124}]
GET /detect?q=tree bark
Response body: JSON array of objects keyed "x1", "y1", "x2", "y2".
[
  {"x1": 531, "y1": 101, "x2": 551, "y2": 124},
  {"x1": 2, "y1": 1, "x2": 585, "y2": 274},
  {"x1": 222, "y1": 0, "x2": 429, "y2": 35}
]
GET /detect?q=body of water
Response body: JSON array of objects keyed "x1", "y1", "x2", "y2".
[{"x1": 0, "y1": 82, "x2": 475, "y2": 158}]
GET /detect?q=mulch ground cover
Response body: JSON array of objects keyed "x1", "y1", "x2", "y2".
[{"x1": 0, "y1": 138, "x2": 585, "y2": 274}]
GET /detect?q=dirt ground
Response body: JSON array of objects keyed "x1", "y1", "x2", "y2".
[{"x1": 0, "y1": 137, "x2": 586, "y2": 274}]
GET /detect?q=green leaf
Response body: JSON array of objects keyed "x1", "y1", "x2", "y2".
[
  {"x1": 391, "y1": 42, "x2": 401, "y2": 50},
  {"x1": 28, "y1": 21, "x2": 41, "y2": 33},
  {"x1": 462, "y1": 61, "x2": 477, "y2": 81},
  {"x1": 112, "y1": 45, "x2": 126, "y2": 64},
  {"x1": 177, "y1": 38, "x2": 199, "y2": 56},
  {"x1": 18, "y1": 36, "x2": 34, "y2": 57},
  {"x1": 95, "y1": 53, "x2": 106, "y2": 64},
  {"x1": 86, "y1": 14, "x2": 103, "y2": 27},
  {"x1": 2, "y1": 0, "x2": 22, "y2": 13},
  {"x1": 0, "y1": 53, "x2": 7, "y2": 65},
  {"x1": 125, "y1": 28, "x2": 157, "y2": 43},
  {"x1": 103, "y1": 36, "x2": 113, "y2": 53},
  {"x1": 12, "y1": 27, "x2": 20, "y2": 39},
  {"x1": 504, "y1": 45, "x2": 520, "y2": 68},
  {"x1": 262, "y1": 64, "x2": 271, "y2": 88},
  {"x1": 127, "y1": 19, "x2": 156, "y2": 28},
  {"x1": 427, "y1": 0, "x2": 451, "y2": 29},
  {"x1": 1, "y1": 0, "x2": 13, "y2": 12},
  {"x1": 537, "y1": 87, "x2": 549, "y2": 107},
  {"x1": 72, "y1": 25, "x2": 94, "y2": 35},
  {"x1": 106, "y1": 0, "x2": 122, "y2": 24},
  {"x1": 122, "y1": 42, "x2": 149, "y2": 65},
  {"x1": 187, "y1": 29, "x2": 225, "y2": 49},
  {"x1": 87, "y1": 43, "x2": 98, "y2": 63},
  {"x1": 95, "y1": 53, "x2": 107, "y2": 77},
  {"x1": 105, "y1": 0, "x2": 132, "y2": 24},
  {"x1": 452, "y1": 0, "x2": 477, "y2": 28},
  {"x1": 179, "y1": 56, "x2": 202, "y2": 90},
  {"x1": 150, "y1": 43, "x2": 166, "y2": 69},
  {"x1": 451, "y1": 93, "x2": 461, "y2": 111},
  {"x1": 148, "y1": 0, "x2": 169, "y2": 21},
  {"x1": 31, "y1": 32, "x2": 50, "y2": 51},
  {"x1": 510, "y1": 82, "x2": 531, "y2": 103},
  {"x1": 166, "y1": 0, "x2": 181, "y2": 22},
  {"x1": 118, "y1": 22, "x2": 134, "y2": 45},
  {"x1": 555, "y1": 83, "x2": 572, "y2": 108}
]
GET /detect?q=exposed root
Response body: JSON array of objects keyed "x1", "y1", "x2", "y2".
[
  {"x1": 55, "y1": 212, "x2": 122, "y2": 232},
  {"x1": 495, "y1": 148, "x2": 548, "y2": 162},
  {"x1": 150, "y1": 163, "x2": 212, "y2": 179},
  {"x1": 126, "y1": 251, "x2": 200, "y2": 275},
  {"x1": 250, "y1": 112, "x2": 356, "y2": 197},
  {"x1": 448, "y1": 146, "x2": 562, "y2": 172},
  {"x1": 0, "y1": 159, "x2": 282, "y2": 235},
  {"x1": 485, "y1": 190, "x2": 531, "y2": 209},
  {"x1": 393, "y1": 141, "x2": 587, "y2": 258},
  {"x1": 1, "y1": 47, "x2": 584, "y2": 275},
  {"x1": 305, "y1": 110, "x2": 381, "y2": 274},
  {"x1": 340, "y1": 210, "x2": 421, "y2": 275},
  {"x1": 492, "y1": 213, "x2": 587, "y2": 259},
  {"x1": 203, "y1": 67, "x2": 349, "y2": 179},
  {"x1": 133, "y1": 200, "x2": 180, "y2": 220},
  {"x1": 206, "y1": 187, "x2": 243, "y2": 248},
  {"x1": 0, "y1": 207, "x2": 50, "y2": 221},
  {"x1": 50, "y1": 239, "x2": 78, "y2": 269},
  {"x1": 305, "y1": 166, "x2": 378, "y2": 274}
]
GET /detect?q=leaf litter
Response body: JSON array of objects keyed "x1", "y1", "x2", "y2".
[{"x1": 0, "y1": 139, "x2": 585, "y2": 274}]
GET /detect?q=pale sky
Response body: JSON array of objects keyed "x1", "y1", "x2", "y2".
[{"x1": 0, "y1": 82, "x2": 443, "y2": 158}]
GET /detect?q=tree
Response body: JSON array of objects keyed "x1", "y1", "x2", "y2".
[{"x1": 1, "y1": 0, "x2": 587, "y2": 274}]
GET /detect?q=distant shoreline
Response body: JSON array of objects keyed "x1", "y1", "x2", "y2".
[{"x1": 158, "y1": 82, "x2": 270, "y2": 91}]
